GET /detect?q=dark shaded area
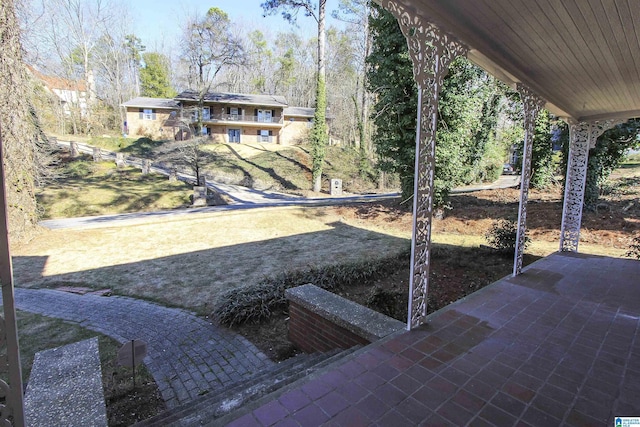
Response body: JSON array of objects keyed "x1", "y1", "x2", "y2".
[
  {"x1": 120, "y1": 137, "x2": 167, "y2": 158},
  {"x1": 337, "y1": 244, "x2": 542, "y2": 323}
]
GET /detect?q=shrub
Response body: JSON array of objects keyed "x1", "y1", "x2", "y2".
[
  {"x1": 213, "y1": 283, "x2": 288, "y2": 326},
  {"x1": 485, "y1": 219, "x2": 529, "y2": 254},
  {"x1": 211, "y1": 249, "x2": 410, "y2": 326},
  {"x1": 626, "y1": 236, "x2": 640, "y2": 260}
]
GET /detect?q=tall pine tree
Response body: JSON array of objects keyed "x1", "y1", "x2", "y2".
[
  {"x1": 262, "y1": 0, "x2": 328, "y2": 192},
  {"x1": 140, "y1": 52, "x2": 176, "y2": 98}
]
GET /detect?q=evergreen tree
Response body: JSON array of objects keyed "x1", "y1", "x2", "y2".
[
  {"x1": 366, "y1": 3, "x2": 416, "y2": 202},
  {"x1": 1, "y1": 0, "x2": 53, "y2": 241},
  {"x1": 140, "y1": 52, "x2": 176, "y2": 98},
  {"x1": 515, "y1": 109, "x2": 555, "y2": 189},
  {"x1": 584, "y1": 119, "x2": 640, "y2": 206},
  {"x1": 530, "y1": 110, "x2": 555, "y2": 188},
  {"x1": 366, "y1": 5, "x2": 506, "y2": 206}
]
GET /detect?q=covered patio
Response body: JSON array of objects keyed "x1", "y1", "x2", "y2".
[
  {"x1": 225, "y1": 252, "x2": 640, "y2": 425},
  {"x1": 222, "y1": 0, "x2": 640, "y2": 425},
  {"x1": 0, "y1": 0, "x2": 638, "y2": 425}
]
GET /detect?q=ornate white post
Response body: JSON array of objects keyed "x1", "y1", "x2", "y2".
[
  {"x1": 0, "y1": 128, "x2": 25, "y2": 426},
  {"x1": 559, "y1": 119, "x2": 623, "y2": 252},
  {"x1": 378, "y1": 0, "x2": 468, "y2": 329},
  {"x1": 513, "y1": 84, "x2": 545, "y2": 276}
]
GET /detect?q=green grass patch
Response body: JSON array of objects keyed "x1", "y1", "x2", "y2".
[
  {"x1": 89, "y1": 136, "x2": 169, "y2": 158},
  {"x1": 38, "y1": 161, "x2": 191, "y2": 219}
]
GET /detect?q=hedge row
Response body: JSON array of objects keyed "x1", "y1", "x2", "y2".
[{"x1": 212, "y1": 248, "x2": 411, "y2": 326}]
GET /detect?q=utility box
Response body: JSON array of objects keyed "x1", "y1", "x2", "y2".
[{"x1": 330, "y1": 179, "x2": 343, "y2": 196}]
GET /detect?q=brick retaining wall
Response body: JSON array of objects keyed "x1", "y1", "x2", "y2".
[
  {"x1": 288, "y1": 301, "x2": 369, "y2": 353},
  {"x1": 285, "y1": 285, "x2": 405, "y2": 354}
]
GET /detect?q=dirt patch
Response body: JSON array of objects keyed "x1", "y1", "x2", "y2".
[{"x1": 233, "y1": 309, "x2": 299, "y2": 361}]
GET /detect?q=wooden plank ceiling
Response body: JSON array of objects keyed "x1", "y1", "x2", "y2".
[{"x1": 384, "y1": 0, "x2": 640, "y2": 121}]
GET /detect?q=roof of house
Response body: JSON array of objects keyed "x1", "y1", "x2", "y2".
[
  {"x1": 121, "y1": 97, "x2": 179, "y2": 109},
  {"x1": 284, "y1": 107, "x2": 335, "y2": 119},
  {"x1": 283, "y1": 107, "x2": 315, "y2": 117},
  {"x1": 175, "y1": 90, "x2": 288, "y2": 107},
  {"x1": 27, "y1": 65, "x2": 87, "y2": 92}
]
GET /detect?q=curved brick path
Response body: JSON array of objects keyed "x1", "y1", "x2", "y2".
[{"x1": 7, "y1": 288, "x2": 273, "y2": 408}]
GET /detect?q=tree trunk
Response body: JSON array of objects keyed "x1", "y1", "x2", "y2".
[
  {"x1": 361, "y1": 11, "x2": 372, "y2": 155},
  {"x1": 312, "y1": 0, "x2": 327, "y2": 193},
  {"x1": 318, "y1": 0, "x2": 326, "y2": 80}
]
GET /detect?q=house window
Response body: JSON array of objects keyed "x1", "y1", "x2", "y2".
[
  {"x1": 228, "y1": 129, "x2": 241, "y2": 143},
  {"x1": 258, "y1": 109, "x2": 273, "y2": 123},
  {"x1": 258, "y1": 129, "x2": 273, "y2": 143},
  {"x1": 142, "y1": 108, "x2": 154, "y2": 120},
  {"x1": 307, "y1": 118, "x2": 313, "y2": 128},
  {"x1": 229, "y1": 107, "x2": 239, "y2": 119},
  {"x1": 202, "y1": 107, "x2": 211, "y2": 120},
  {"x1": 201, "y1": 126, "x2": 209, "y2": 136}
]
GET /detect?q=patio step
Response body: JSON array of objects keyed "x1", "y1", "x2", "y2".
[
  {"x1": 135, "y1": 346, "x2": 361, "y2": 426},
  {"x1": 24, "y1": 337, "x2": 107, "y2": 427}
]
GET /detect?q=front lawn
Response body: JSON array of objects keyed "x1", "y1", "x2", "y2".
[
  {"x1": 37, "y1": 157, "x2": 191, "y2": 219},
  {"x1": 13, "y1": 206, "x2": 410, "y2": 315}
]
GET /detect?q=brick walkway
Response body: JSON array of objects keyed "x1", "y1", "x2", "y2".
[
  {"x1": 225, "y1": 252, "x2": 640, "y2": 426},
  {"x1": 9, "y1": 289, "x2": 272, "y2": 409}
]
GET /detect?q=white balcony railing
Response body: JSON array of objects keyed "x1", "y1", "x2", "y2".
[{"x1": 208, "y1": 114, "x2": 284, "y2": 124}]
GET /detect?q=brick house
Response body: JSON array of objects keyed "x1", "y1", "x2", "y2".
[
  {"x1": 121, "y1": 91, "x2": 324, "y2": 145},
  {"x1": 121, "y1": 97, "x2": 180, "y2": 140}
]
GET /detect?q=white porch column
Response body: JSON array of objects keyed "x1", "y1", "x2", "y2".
[
  {"x1": 378, "y1": 0, "x2": 468, "y2": 329},
  {"x1": 0, "y1": 129, "x2": 26, "y2": 425},
  {"x1": 513, "y1": 84, "x2": 545, "y2": 276},
  {"x1": 559, "y1": 119, "x2": 622, "y2": 252}
]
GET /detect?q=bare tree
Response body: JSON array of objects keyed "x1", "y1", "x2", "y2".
[
  {"x1": 179, "y1": 7, "x2": 245, "y2": 135},
  {"x1": 20, "y1": 0, "x2": 139, "y2": 134},
  {"x1": 262, "y1": 0, "x2": 328, "y2": 192},
  {"x1": 332, "y1": 0, "x2": 373, "y2": 174}
]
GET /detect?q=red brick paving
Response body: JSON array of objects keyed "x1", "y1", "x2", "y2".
[{"x1": 225, "y1": 252, "x2": 640, "y2": 426}]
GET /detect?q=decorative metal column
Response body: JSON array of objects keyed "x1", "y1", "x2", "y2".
[
  {"x1": 0, "y1": 128, "x2": 25, "y2": 426},
  {"x1": 559, "y1": 119, "x2": 622, "y2": 252},
  {"x1": 379, "y1": 0, "x2": 468, "y2": 329},
  {"x1": 513, "y1": 84, "x2": 545, "y2": 276}
]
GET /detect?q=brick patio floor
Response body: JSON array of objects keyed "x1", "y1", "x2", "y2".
[{"x1": 224, "y1": 252, "x2": 640, "y2": 426}]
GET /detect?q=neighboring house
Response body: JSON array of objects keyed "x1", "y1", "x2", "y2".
[
  {"x1": 121, "y1": 91, "x2": 329, "y2": 145},
  {"x1": 121, "y1": 97, "x2": 180, "y2": 139},
  {"x1": 282, "y1": 107, "x2": 316, "y2": 145},
  {"x1": 27, "y1": 66, "x2": 89, "y2": 117},
  {"x1": 175, "y1": 90, "x2": 288, "y2": 144}
]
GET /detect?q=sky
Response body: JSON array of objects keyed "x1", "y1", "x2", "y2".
[{"x1": 129, "y1": 0, "x2": 341, "y2": 51}]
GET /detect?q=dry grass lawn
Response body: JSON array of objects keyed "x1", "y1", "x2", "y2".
[{"x1": 13, "y1": 206, "x2": 409, "y2": 314}]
